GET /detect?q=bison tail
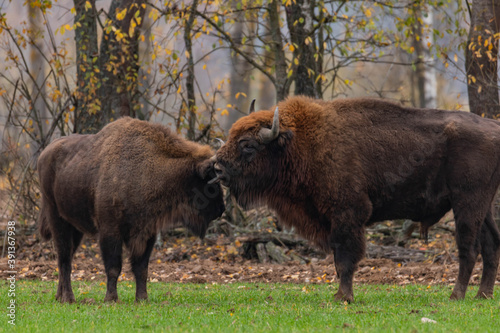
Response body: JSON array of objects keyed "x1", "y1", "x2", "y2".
[{"x1": 37, "y1": 205, "x2": 52, "y2": 241}]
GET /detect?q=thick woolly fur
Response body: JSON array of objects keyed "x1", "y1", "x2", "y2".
[
  {"x1": 37, "y1": 117, "x2": 224, "y2": 302},
  {"x1": 216, "y1": 95, "x2": 500, "y2": 302}
]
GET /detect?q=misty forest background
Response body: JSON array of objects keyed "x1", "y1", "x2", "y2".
[{"x1": 1, "y1": 0, "x2": 500, "y2": 256}]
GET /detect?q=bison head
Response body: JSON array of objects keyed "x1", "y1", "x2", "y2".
[
  {"x1": 213, "y1": 104, "x2": 294, "y2": 208},
  {"x1": 172, "y1": 157, "x2": 225, "y2": 239}
]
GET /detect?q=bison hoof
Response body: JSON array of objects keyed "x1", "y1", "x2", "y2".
[
  {"x1": 334, "y1": 291, "x2": 353, "y2": 304},
  {"x1": 103, "y1": 294, "x2": 119, "y2": 302},
  {"x1": 449, "y1": 293, "x2": 465, "y2": 301},
  {"x1": 56, "y1": 294, "x2": 76, "y2": 303},
  {"x1": 475, "y1": 291, "x2": 492, "y2": 299}
]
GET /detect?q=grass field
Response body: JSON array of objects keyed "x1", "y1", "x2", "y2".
[{"x1": 2, "y1": 280, "x2": 499, "y2": 332}]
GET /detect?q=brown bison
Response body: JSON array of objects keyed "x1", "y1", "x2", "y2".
[
  {"x1": 38, "y1": 117, "x2": 224, "y2": 303},
  {"x1": 214, "y1": 96, "x2": 500, "y2": 302}
]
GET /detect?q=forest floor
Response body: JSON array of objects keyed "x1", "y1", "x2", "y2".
[{"x1": 2, "y1": 218, "x2": 499, "y2": 287}]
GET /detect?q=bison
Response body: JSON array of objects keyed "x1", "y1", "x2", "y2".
[
  {"x1": 38, "y1": 117, "x2": 225, "y2": 303},
  {"x1": 214, "y1": 96, "x2": 500, "y2": 302}
]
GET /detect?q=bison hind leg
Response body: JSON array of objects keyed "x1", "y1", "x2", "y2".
[
  {"x1": 450, "y1": 209, "x2": 484, "y2": 300},
  {"x1": 100, "y1": 236, "x2": 123, "y2": 302},
  {"x1": 53, "y1": 222, "x2": 84, "y2": 303},
  {"x1": 476, "y1": 211, "x2": 500, "y2": 299},
  {"x1": 128, "y1": 235, "x2": 157, "y2": 302}
]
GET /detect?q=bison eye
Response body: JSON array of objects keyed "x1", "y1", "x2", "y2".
[
  {"x1": 242, "y1": 145, "x2": 256, "y2": 154},
  {"x1": 239, "y1": 140, "x2": 259, "y2": 158}
]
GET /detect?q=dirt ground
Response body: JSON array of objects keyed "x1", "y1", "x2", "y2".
[{"x1": 2, "y1": 226, "x2": 499, "y2": 287}]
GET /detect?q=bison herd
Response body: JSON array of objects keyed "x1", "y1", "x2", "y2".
[{"x1": 38, "y1": 96, "x2": 500, "y2": 303}]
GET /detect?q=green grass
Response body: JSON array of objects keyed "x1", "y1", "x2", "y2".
[{"x1": 2, "y1": 280, "x2": 499, "y2": 332}]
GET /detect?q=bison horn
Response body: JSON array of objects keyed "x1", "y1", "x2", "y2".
[
  {"x1": 214, "y1": 138, "x2": 225, "y2": 148},
  {"x1": 259, "y1": 106, "x2": 280, "y2": 144},
  {"x1": 249, "y1": 99, "x2": 256, "y2": 114}
]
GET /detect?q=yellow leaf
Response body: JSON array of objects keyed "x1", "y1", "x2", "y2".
[
  {"x1": 221, "y1": 109, "x2": 229, "y2": 116},
  {"x1": 185, "y1": 50, "x2": 190, "y2": 59},
  {"x1": 365, "y1": 8, "x2": 372, "y2": 18},
  {"x1": 177, "y1": 85, "x2": 182, "y2": 94},
  {"x1": 214, "y1": 15, "x2": 218, "y2": 24},
  {"x1": 116, "y1": 8, "x2": 127, "y2": 21},
  {"x1": 409, "y1": 46, "x2": 414, "y2": 53},
  {"x1": 203, "y1": 64, "x2": 207, "y2": 70},
  {"x1": 289, "y1": 44, "x2": 295, "y2": 52},
  {"x1": 454, "y1": 54, "x2": 458, "y2": 62},
  {"x1": 85, "y1": 1, "x2": 92, "y2": 10}
]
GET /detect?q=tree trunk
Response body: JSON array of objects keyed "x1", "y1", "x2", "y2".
[
  {"x1": 28, "y1": 2, "x2": 48, "y2": 144},
  {"x1": 285, "y1": 0, "x2": 319, "y2": 98},
  {"x1": 138, "y1": 6, "x2": 152, "y2": 121},
  {"x1": 422, "y1": 8, "x2": 437, "y2": 109},
  {"x1": 226, "y1": 6, "x2": 254, "y2": 130},
  {"x1": 183, "y1": 0, "x2": 198, "y2": 141},
  {"x1": 269, "y1": 0, "x2": 289, "y2": 102},
  {"x1": 98, "y1": 0, "x2": 147, "y2": 125},
  {"x1": 466, "y1": 0, "x2": 500, "y2": 118},
  {"x1": 414, "y1": 4, "x2": 437, "y2": 109},
  {"x1": 73, "y1": 0, "x2": 100, "y2": 133}
]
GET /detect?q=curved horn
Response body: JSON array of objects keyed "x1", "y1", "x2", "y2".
[
  {"x1": 259, "y1": 106, "x2": 280, "y2": 144},
  {"x1": 249, "y1": 99, "x2": 256, "y2": 114},
  {"x1": 215, "y1": 138, "x2": 225, "y2": 147}
]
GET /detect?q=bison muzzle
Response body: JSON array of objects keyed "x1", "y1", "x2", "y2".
[
  {"x1": 215, "y1": 96, "x2": 500, "y2": 302},
  {"x1": 38, "y1": 117, "x2": 225, "y2": 303}
]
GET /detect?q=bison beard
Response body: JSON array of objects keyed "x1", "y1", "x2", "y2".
[
  {"x1": 37, "y1": 117, "x2": 225, "y2": 303},
  {"x1": 215, "y1": 96, "x2": 500, "y2": 303}
]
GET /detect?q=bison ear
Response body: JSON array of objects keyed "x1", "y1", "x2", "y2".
[
  {"x1": 276, "y1": 130, "x2": 294, "y2": 148},
  {"x1": 196, "y1": 158, "x2": 216, "y2": 180}
]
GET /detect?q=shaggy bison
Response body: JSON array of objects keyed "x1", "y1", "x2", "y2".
[
  {"x1": 38, "y1": 117, "x2": 224, "y2": 303},
  {"x1": 214, "y1": 96, "x2": 500, "y2": 302}
]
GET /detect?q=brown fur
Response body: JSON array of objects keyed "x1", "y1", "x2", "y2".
[
  {"x1": 38, "y1": 117, "x2": 224, "y2": 303},
  {"x1": 216, "y1": 96, "x2": 500, "y2": 302}
]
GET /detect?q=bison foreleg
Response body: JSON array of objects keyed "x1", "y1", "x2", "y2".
[
  {"x1": 53, "y1": 221, "x2": 83, "y2": 303},
  {"x1": 100, "y1": 236, "x2": 123, "y2": 302},
  {"x1": 476, "y1": 212, "x2": 500, "y2": 299},
  {"x1": 130, "y1": 236, "x2": 156, "y2": 302},
  {"x1": 332, "y1": 231, "x2": 366, "y2": 303}
]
